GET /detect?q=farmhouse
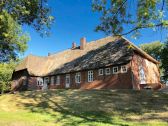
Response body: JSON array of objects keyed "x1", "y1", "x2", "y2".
[{"x1": 11, "y1": 36, "x2": 161, "y2": 91}]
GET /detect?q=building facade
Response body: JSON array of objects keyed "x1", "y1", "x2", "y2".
[{"x1": 11, "y1": 36, "x2": 161, "y2": 91}]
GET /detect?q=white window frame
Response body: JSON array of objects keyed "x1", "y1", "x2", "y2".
[
  {"x1": 105, "y1": 68, "x2": 111, "y2": 75},
  {"x1": 56, "y1": 76, "x2": 60, "y2": 85},
  {"x1": 88, "y1": 70, "x2": 93, "y2": 82},
  {"x1": 75, "y1": 72, "x2": 81, "y2": 83},
  {"x1": 113, "y1": 67, "x2": 118, "y2": 74},
  {"x1": 51, "y1": 76, "x2": 55, "y2": 85},
  {"x1": 121, "y1": 65, "x2": 127, "y2": 73},
  {"x1": 98, "y1": 69, "x2": 103, "y2": 76},
  {"x1": 65, "y1": 74, "x2": 70, "y2": 85}
]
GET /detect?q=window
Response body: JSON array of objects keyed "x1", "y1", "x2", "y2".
[
  {"x1": 66, "y1": 74, "x2": 70, "y2": 84},
  {"x1": 139, "y1": 65, "x2": 146, "y2": 84},
  {"x1": 51, "y1": 76, "x2": 55, "y2": 85},
  {"x1": 121, "y1": 65, "x2": 127, "y2": 73},
  {"x1": 105, "y1": 68, "x2": 110, "y2": 75},
  {"x1": 88, "y1": 70, "x2": 93, "y2": 82},
  {"x1": 37, "y1": 77, "x2": 43, "y2": 86},
  {"x1": 75, "y1": 72, "x2": 81, "y2": 83},
  {"x1": 98, "y1": 69, "x2": 103, "y2": 75},
  {"x1": 56, "y1": 76, "x2": 60, "y2": 85},
  {"x1": 113, "y1": 67, "x2": 118, "y2": 74}
]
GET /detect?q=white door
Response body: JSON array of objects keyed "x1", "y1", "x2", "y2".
[
  {"x1": 65, "y1": 74, "x2": 70, "y2": 88},
  {"x1": 43, "y1": 77, "x2": 49, "y2": 90}
]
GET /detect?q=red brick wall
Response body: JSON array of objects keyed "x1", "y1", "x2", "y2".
[
  {"x1": 48, "y1": 63, "x2": 133, "y2": 90},
  {"x1": 28, "y1": 77, "x2": 39, "y2": 90}
]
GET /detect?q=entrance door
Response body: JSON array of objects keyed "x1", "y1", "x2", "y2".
[
  {"x1": 65, "y1": 74, "x2": 70, "y2": 88},
  {"x1": 43, "y1": 77, "x2": 49, "y2": 90}
]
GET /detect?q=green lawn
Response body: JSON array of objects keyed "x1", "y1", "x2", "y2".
[{"x1": 0, "y1": 89, "x2": 168, "y2": 126}]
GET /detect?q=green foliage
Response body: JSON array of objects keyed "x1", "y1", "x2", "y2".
[
  {"x1": 161, "y1": 38, "x2": 168, "y2": 80},
  {"x1": 92, "y1": 0, "x2": 168, "y2": 36},
  {"x1": 0, "y1": 0, "x2": 54, "y2": 62},
  {"x1": 0, "y1": 60, "x2": 18, "y2": 93},
  {"x1": 0, "y1": 0, "x2": 54, "y2": 36},
  {"x1": 0, "y1": 10, "x2": 29, "y2": 62},
  {"x1": 140, "y1": 41, "x2": 164, "y2": 61}
]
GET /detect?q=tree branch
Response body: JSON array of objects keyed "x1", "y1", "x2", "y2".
[
  {"x1": 111, "y1": 0, "x2": 127, "y2": 20},
  {"x1": 115, "y1": 23, "x2": 168, "y2": 36}
]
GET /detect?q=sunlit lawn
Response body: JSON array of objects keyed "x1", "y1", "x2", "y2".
[{"x1": 0, "y1": 89, "x2": 168, "y2": 126}]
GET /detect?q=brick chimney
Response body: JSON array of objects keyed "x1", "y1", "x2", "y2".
[
  {"x1": 72, "y1": 42, "x2": 76, "y2": 49},
  {"x1": 80, "y1": 37, "x2": 86, "y2": 50}
]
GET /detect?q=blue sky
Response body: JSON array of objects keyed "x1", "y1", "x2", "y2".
[{"x1": 22, "y1": 0, "x2": 167, "y2": 57}]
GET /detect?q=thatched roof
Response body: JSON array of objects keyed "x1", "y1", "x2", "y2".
[{"x1": 14, "y1": 36, "x2": 159, "y2": 76}]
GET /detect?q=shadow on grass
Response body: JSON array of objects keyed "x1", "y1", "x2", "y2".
[{"x1": 16, "y1": 90, "x2": 168, "y2": 126}]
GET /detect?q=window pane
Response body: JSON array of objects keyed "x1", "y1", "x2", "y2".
[
  {"x1": 66, "y1": 75, "x2": 70, "y2": 84},
  {"x1": 88, "y1": 71, "x2": 93, "y2": 82},
  {"x1": 99, "y1": 69, "x2": 103, "y2": 75},
  {"x1": 113, "y1": 67, "x2": 118, "y2": 74},
  {"x1": 121, "y1": 66, "x2": 127, "y2": 73},
  {"x1": 105, "y1": 68, "x2": 110, "y2": 75}
]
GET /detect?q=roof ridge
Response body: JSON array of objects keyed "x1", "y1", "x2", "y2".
[{"x1": 48, "y1": 36, "x2": 119, "y2": 57}]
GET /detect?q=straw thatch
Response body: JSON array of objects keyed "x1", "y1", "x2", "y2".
[{"x1": 14, "y1": 36, "x2": 159, "y2": 76}]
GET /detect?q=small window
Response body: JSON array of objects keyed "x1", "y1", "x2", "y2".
[
  {"x1": 75, "y1": 72, "x2": 81, "y2": 83},
  {"x1": 98, "y1": 69, "x2": 103, "y2": 75},
  {"x1": 56, "y1": 76, "x2": 60, "y2": 85},
  {"x1": 88, "y1": 70, "x2": 93, "y2": 82},
  {"x1": 121, "y1": 66, "x2": 127, "y2": 73},
  {"x1": 105, "y1": 68, "x2": 111, "y2": 75},
  {"x1": 113, "y1": 67, "x2": 118, "y2": 74},
  {"x1": 66, "y1": 74, "x2": 70, "y2": 84},
  {"x1": 51, "y1": 76, "x2": 55, "y2": 84}
]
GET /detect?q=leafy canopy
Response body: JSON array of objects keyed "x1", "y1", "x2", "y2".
[
  {"x1": 92, "y1": 0, "x2": 168, "y2": 37},
  {"x1": 161, "y1": 39, "x2": 168, "y2": 80},
  {"x1": 0, "y1": 10, "x2": 29, "y2": 62},
  {"x1": 140, "y1": 41, "x2": 163, "y2": 61},
  {"x1": 0, "y1": 0, "x2": 54, "y2": 62},
  {"x1": 0, "y1": 0, "x2": 54, "y2": 36}
]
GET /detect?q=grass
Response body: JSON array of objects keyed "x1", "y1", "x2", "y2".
[{"x1": 0, "y1": 89, "x2": 168, "y2": 126}]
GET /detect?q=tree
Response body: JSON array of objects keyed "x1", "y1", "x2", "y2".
[
  {"x1": 140, "y1": 41, "x2": 163, "y2": 61},
  {"x1": 0, "y1": 60, "x2": 18, "y2": 94},
  {"x1": 161, "y1": 39, "x2": 168, "y2": 81},
  {"x1": 0, "y1": 0, "x2": 54, "y2": 36},
  {"x1": 0, "y1": 10, "x2": 29, "y2": 62},
  {"x1": 92, "y1": 0, "x2": 168, "y2": 36},
  {"x1": 0, "y1": 0, "x2": 54, "y2": 62}
]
